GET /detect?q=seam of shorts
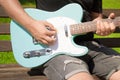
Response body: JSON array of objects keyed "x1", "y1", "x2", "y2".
[
  {"x1": 65, "y1": 69, "x2": 89, "y2": 79},
  {"x1": 49, "y1": 64, "x2": 63, "y2": 79}
]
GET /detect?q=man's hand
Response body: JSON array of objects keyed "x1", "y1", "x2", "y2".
[
  {"x1": 28, "y1": 20, "x2": 57, "y2": 45},
  {"x1": 96, "y1": 13, "x2": 116, "y2": 36}
]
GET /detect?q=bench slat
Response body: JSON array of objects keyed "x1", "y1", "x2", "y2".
[
  {"x1": 0, "y1": 77, "x2": 47, "y2": 80},
  {"x1": 96, "y1": 38, "x2": 120, "y2": 48},
  {"x1": 0, "y1": 64, "x2": 48, "y2": 80},
  {"x1": 103, "y1": 9, "x2": 120, "y2": 17},
  {"x1": 0, "y1": 7, "x2": 8, "y2": 18},
  {"x1": 0, "y1": 24, "x2": 10, "y2": 35},
  {"x1": 0, "y1": 41, "x2": 12, "y2": 51}
]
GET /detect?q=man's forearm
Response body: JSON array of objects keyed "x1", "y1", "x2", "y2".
[{"x1": 0, "y1": 0, "x2": 35, "y2": 29}]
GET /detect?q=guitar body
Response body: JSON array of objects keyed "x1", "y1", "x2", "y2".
[{"x1": 10, "y1": 3, "x2": 88, "y2": 68}]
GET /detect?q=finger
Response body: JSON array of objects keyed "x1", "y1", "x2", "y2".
[
  {"x1": 96, "y1": 20, "x2": 101, "y2": 34},
  {"x1": 108, "y1": 13, "x2": 115, "y2": 19},
  {"x1": 44, "y1": 36, "x2": 56, "y2": 45},
  {"x1": 100, "y1": 21, "x2": 106, "y2": 36},
  {"x1": 110, "y1": 22, "x2": 115, "y2": 33},
  {"x1": 46, "y1": 31, "x2": 56, "y2": 38},
  {"x1": 43, "y1": 21, "x2": 57, "y2": 36},
  {"x1": 44, "y1": 21, "x2": 56, "y2": 31},
  {"x1": 40, "y1": 34, "x2": 56, "y2": 45},
  {"x1": 37, "y1": 37, "x2": 51, "y2": 45},
  {"x1": 40, "y1": 39, "x2": 49, "y2": 45},
  {"x1": 103, "y1": 22, "x2": 111, "y2": 35}
]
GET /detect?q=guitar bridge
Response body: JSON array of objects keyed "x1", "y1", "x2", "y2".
[{"x1": 23, "y1": 48, "x2": 52, "y2": 58}]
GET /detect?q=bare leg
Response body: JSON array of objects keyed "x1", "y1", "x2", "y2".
[{"x1": 68, "y1": 72, "x2": 95, "y2": 80}]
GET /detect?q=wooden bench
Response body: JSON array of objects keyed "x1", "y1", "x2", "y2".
[{"x1": 0, "y1": 6, "x2": 120, "y2": 80}]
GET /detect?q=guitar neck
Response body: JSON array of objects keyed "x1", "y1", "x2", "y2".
[{"x1": 70, "y1": 17, "x2": 120, "y2": 35}]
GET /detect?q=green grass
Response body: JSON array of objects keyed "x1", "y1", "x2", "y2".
[
  {"x1": 94, "y1": 33, "x2": 120, "y2": 38},
  {"x1": 0, "y1": 18, "x2": 11, "y2": 24},
  {"x1": 113, "y1": 48, "x2": 120, "y2": 53},
  {"x1": 0, "y1": 35, "x2": 10, "y2": 40},
  {"x1": 0, "y1": 52, "x2": 16, "y2": 64},
  {"x1": 20, "y1": 0, "x2": 35, "y2": 7},
  {"x1": 0, "y1": 0, "x2": 120, "y2": 64},
  {"x1": 103, "y1": 0, "x2": 120, "y2": 9}
]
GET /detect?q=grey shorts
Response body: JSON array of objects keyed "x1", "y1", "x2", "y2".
[{"x1": 42, "y1": 41, "x2": 120, "y2": 80}]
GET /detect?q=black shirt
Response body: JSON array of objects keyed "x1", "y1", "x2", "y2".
[{"x1": 35, "y1": 0, "x2": 102, "y2": 13}]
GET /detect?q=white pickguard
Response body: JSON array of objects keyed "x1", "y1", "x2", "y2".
[{"x1": 47, "y1": 17, "x2": 87, "y2": 56}]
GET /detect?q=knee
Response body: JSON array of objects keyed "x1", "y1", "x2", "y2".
[
  {"x1": 68, "y1": 72, "x2": 95, "y2": 80},
  {"x1": 109, "y1": 70, "x2": 120, "y2": 80}
]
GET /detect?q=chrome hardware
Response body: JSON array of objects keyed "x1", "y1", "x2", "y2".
[{"x1": 23, "y1": 48, "x2": 52, "y2": 58}]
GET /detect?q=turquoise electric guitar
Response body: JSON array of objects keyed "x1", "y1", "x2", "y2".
[{"x1": 10, "y1": 3, "x2": 120, "y2": 68}]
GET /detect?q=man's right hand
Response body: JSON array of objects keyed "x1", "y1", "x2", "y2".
[{"x1": 27, "y1": 20, "x2": 57, "y2": 45}]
